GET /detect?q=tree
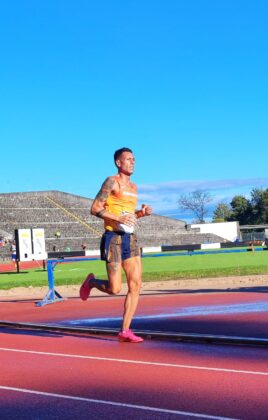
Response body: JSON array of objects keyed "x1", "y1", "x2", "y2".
[
  {"x1": 178, "y1": 190, "x2": 212, "y2": 223},
  {"x1": 212, "y1": 202, "x2": 231, "y2": 222},
  {"x1": 262, "y1": 189, "x2": 268, "y2": 223},
  {"x1": 228, "y1": 195, "x2": 251, "y2": 224},
  {"x1": 250, "y1": 188, "x2": 268, "y2": 224}
]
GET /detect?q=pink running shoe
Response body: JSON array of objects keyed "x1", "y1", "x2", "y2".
[
  {"x1": 79, "y1": 273, "x2": 95, "y2": 301},
  {"x1": 118, "y1": 329, "x2": 144, "y2": 343}
]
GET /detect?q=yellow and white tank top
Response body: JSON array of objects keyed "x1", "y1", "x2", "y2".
[{"x1": 104, "y1": 175, "x2": 138, "y2": 232}]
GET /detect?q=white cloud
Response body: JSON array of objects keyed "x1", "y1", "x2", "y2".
[
  {"x1": 138, "y1": 178, "x2": 268, "y2": 221},
  {"x1": 139, "y1": 178, "x2": 268, "y2": 193}
]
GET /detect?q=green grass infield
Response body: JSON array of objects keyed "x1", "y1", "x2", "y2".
[{"x1": 0, "y1": 250, "x2": 268, "y2": 290}]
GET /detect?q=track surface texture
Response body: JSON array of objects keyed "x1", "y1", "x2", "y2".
[{"x1": 1, "y1": 282, "x2": 268, "y2": 419}]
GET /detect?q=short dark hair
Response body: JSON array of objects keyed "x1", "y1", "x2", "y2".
[{"x1": 114, "y1": 147, "x2": 133, "y2": 165}]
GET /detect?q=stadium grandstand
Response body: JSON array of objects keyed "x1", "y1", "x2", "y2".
[{"x1": 0, "y1": 190, "x2": 226, "y2": 260}]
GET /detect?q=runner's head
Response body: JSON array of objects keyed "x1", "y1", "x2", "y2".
[{"x1": 114, "y1": 148, "x2": 135, "y2": 175}]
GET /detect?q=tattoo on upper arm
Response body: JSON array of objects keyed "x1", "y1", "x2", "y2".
[{"x1": 95, "y1": 177, "x2": 115, "y2": 201}]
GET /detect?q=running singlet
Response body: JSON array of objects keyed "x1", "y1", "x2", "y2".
[{"x1": 104, "y1": 175, "x2": 138, "y2": 232}]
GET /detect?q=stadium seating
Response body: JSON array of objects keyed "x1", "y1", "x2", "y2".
[{"x1": 0, "y1": 190, "x2": 225, "y2": 259}]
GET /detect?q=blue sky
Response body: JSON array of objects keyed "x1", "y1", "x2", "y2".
[{"x1": 1, "y1": 1, "x2": 268, "y2": 221}]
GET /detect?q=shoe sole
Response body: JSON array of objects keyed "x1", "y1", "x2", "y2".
[
  {"x1": 118, "y1": 337, "x2": 144, "y2": 343},
  {"x1": 79, "y1": 273, "x2": 94, "y2": 301}
]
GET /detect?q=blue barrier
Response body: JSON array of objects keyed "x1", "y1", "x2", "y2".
[{"x1": 36, "y1": 257, "x2": 98, "y2": 307}]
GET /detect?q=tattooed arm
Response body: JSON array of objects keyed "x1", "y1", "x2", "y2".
[{"x1": 91, "y1": 177, "x2": 118, "y2": 221}]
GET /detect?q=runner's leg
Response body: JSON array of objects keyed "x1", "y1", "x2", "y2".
[
  {"x1": 91, "y1": 262, "x2": 122, "y2": 295},
  {"x1": 80, "y1": 232, "x2": 123, "y2": 297},
  {"x1": 80, "y1": 263, "x2": 122, "y2": 300},
  {"x1": 121, "y1": 255, "x2": 142, "y2": 331}
]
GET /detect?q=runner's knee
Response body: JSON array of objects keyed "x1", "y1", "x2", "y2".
[
  {"x1": 128, "y1": 278, "x2": 141, "y2": 294},
  {"x1": 108, "y1": 284, "x2": 122, "y2": 295}
]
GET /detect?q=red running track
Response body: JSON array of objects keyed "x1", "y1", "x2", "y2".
[
  {"x1": 0, "y1": 260, "x2": 43, "y2": 272},
  {"x1": 0, "y1": 326, "x2": 268, "y2": 419},
  {"x1": 1, "y1": 291, "x2": 268, "y2": 339},
  {"x1": 1, "y1": 291, "x2": 268, "y2": 418}
]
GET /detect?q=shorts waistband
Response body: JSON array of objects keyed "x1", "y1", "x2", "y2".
[{"x1": 104, "y1": 230, "x2": 134, "y2": 236}]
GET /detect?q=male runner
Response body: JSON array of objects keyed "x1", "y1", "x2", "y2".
[{"x1": 79, "y1": 147, "x2": 152, "y2": 343}]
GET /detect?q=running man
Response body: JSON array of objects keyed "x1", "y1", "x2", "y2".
[{"x1": 79, "y1": 147, "x2": 152, "y2": 343}]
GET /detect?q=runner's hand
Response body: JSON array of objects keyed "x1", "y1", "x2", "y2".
[
  {"x1": 119, "y1": 213, "x2": 137, "y2": 227},
  {"x1": 141, "y1": 204, "x2": 153, "y2": 216}
]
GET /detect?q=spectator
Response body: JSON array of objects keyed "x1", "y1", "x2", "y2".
[{"x1": 10, "y1": 239, "x2": 19, "y2": 269}]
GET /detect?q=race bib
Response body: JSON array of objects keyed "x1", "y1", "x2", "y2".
[{"x1": 118, "y1": 212, "x2": 135, "y2": 233}]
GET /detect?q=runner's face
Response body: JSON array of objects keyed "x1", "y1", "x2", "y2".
[{"x1": 116, "y1": 152, "x2": 135, "y2": 175}]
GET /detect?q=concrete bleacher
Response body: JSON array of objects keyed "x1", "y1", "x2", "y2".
[{"x1": 0, "y1": 190, "x2": 226, "y2": 258}]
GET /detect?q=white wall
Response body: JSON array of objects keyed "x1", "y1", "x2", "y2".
[
  {"x1": 85, "y1": 250, "x2": 101, "y2": 257},
  {"x1": 190, "y1": 221, "x2": 239, "y2": 242},
  {"x1": 201, "y1": 243, "x2": 221, "y2": 249},
  {"x1": 142, "y1": 246, "x2": 162, "y2": 254}
]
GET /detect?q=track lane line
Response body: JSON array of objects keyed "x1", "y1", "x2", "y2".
[
  {"x1": 0, "y1": 385, "x2": 237, "y2": 419},
  {"x1": 0, "y1": 347, "x2": 267, "y2": 376}
]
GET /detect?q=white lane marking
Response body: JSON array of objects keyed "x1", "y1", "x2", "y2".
[
  {"x1": 0, "y1": 385, "x2": 236, "y2": 419},
  {"x1": 0, "y1": 347, "x2": 267, "y2": 376}
]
